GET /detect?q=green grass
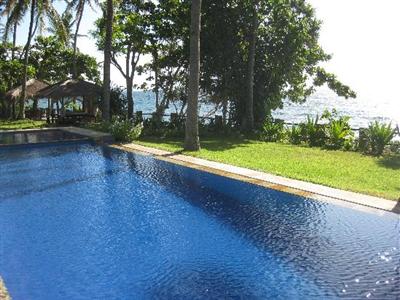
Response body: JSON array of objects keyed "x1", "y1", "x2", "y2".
[
  {"x1": 137, "y1": 136, "x2": 400, "y2": 200},
  {"x1": 0, "y1": 119, "x2": 47, "y2": 130}
]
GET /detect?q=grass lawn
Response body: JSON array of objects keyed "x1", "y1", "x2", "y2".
[
  {"x1": 138, "y1": 137, "x2": 400, "y2": 200},
  {"x1": 0, "y1": 119, "x2": 47, "y2": 130}
]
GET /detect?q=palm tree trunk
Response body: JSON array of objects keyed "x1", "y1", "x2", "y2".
[
  {"x1": 20, "y1": 0, "x2": 36, "y2": 120},
  {"x1": 184, "y1": 0, "x2": 202, "y2": 151},
  {"x1": 243, "y1": 1, "x2": 258, "y2": 132},
  {"x1": 102, "y1": 0, "x2": 113, "y2": 122},
  {"x1": 11, "y1": 22, "x2": 17, "y2": 59},
  {"x1": 72, "y1": 8, "x2": 84, "y2": 78}
]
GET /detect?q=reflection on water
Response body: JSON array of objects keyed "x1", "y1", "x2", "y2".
[{"x1": 0, "y1": 143, "x2": 399, "y2": 299}]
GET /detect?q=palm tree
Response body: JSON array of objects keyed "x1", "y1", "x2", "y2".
[
  {"x1": 67, "y1": 0, "x2": 97, "y2": 78},
  {"x1": 184, "y1": 0, "x2": 202, "y2": 151},
  {"x1": 3, "y1": 0, "x2": 63, "y2": 119},
  {"x1": 47, "y1": 10, "x2": 75, "y2": 46},
  {"x1": 102, "y1": 0, "x2": 113, "y2": 121}
]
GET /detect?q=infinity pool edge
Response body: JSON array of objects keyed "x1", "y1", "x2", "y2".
[{"x1": 115, "y1": 143, "x2": 400, "y2": 215}]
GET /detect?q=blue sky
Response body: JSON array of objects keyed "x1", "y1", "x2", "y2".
[{"x1": 4, "y1": 0, "x2": 400, "y2": 104}]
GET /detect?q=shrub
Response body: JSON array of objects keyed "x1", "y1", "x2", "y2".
[
  {"x1": 365, "y1": 121, "x2": 396, "y2": 156},
  {"x1": 288, "y1": 124, "x2": 303, "y2": 145},
  {"x1": 301, "y1": 115, "x2": 326, "y2": 147},
  {"x1": 260, "y1": 117, "x2": 285, "y2": 142},
  {"x1": 322, "y1": 109, "x2": 354, "y2": 150},
  {"x1": 109, "y1": 118, "x2": 143, "y2": 142}
]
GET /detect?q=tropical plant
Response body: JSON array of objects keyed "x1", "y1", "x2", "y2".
[
  {"x1": 365, "y1": 121, "x2": 395, "y2": 156},
  {"x1": 260, "y1": 117, "x2": 285, "y2": 142},
  {"x1": 301, "y1": 115, "x2": 326, "y2": 147},
  {"x1": 184, "y1": 0, "x2": 202, "y2": 151},
  {"x1": 322, "y1": 109, "x2": 354, "y2": 150},
  {"x1": 109, "y1": 117, "x2": 143, "y2": 142},
  {"x1": 288, "y1": 124, "x2": 303, "y2": 145}
]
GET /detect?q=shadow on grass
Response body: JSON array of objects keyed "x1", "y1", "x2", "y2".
[
  {"x1": 140, "y1": 136, "x2": 255, "y2": 152},
  {"x1": 377, "y1": 154, "x2": 400, "y2": 170}
]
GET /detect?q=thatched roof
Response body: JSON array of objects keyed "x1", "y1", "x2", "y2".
[
  {"x1": 37, "y1": 79, "x2": 102, "y2": 99},
  {"x1": 5, "y1": 79, "x2": 49, "y2": 100}
]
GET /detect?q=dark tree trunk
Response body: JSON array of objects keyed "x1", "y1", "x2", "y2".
[
  {"x1": 20, "y1": 0, "x2": 36, "y2": 119},
  {"x1": 127, "y1": 79, "x2": 134, "y2": 119},
  {"x1": 153, "y1": 51, "x2": 159, "y2": 110},
  {"x1": 243, "y1": 1, "x2": 258, "y2": 132},
  {"x1": 102, "y1": 0, "x2": 113, "y2": 122},
  {"x1": 184, "y1": 0, "x2": 202, "y2": 151}
]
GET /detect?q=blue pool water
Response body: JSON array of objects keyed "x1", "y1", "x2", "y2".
[{"x1": 0, "y1": 143, "x2": 399, "y2": 299}]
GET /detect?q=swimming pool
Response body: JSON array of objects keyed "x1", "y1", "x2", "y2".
[{"x1": 0, "y1": 143, "x2": 399, "y2": 299}]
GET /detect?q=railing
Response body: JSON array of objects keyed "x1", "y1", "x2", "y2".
[{"x1": 137, "y1": 111, "x2": 400, "y2": 137}]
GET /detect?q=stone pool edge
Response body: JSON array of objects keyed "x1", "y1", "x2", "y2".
[{"x1": 114, "y1": 143, "x2": 400, "y2": 215}]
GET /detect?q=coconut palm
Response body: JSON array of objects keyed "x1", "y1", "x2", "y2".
[
  {"x1": 47, "y1": 10, "x2": 76, "y2": 46},
  {"x1": 102, "y1": 0, "x2": 113, "y2": 121},
  {"x1": 67, "y1": 0, "x2": 98, "y2": 78},
  {"x1": 2, "y1": 0, "x2": 64, "y2": 118},
  {"x1": 184, "y1": 0, "x2": 202, "y2": 151}
]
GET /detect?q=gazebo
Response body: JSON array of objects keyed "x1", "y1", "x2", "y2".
[
  {"x1": 36, "y1": 79, "x2": 102, "y2": 123},
  {"x1": 5, "y1": 79, "x2": 49, "y2": 119}
]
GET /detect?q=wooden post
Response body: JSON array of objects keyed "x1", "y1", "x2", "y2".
[{"x1": 47, "y1": 98, "x2": 51, "y2": 123}]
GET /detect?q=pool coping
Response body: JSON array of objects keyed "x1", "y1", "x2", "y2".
[
  {"x1": 115, "y1": 143, "x2": 400, "y2": 215},
  {"x1": 0, "y1": 127, "x2": 113, "y2": 147}
]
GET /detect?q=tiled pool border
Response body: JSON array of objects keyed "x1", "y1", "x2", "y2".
[{"x1": 114, "y1": 143, "x2": 400, "y2": 215}]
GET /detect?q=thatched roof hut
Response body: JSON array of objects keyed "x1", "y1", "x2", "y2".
[
  {"x1": 37, "y1": 79, "x2": 102, "y2": 99},
  {"x1": 5, "y1": 79, "x2": 49, "y2": 101}
]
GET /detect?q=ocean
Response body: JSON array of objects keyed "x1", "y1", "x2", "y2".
[{"x1": 134, "y1": 88, "x2": 399, "y2": 130}]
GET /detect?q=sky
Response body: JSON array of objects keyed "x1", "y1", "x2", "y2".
[{"x1": 5, "y1": 0, "x2": 400, "y2": 103}]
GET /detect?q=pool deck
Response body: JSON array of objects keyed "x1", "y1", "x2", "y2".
[
  {"x1": 117, "y1": 143, "x2": 400, "y2": 215},
  {"x1": 0, "y1": 127, "x2": 113, "y2": 146}
]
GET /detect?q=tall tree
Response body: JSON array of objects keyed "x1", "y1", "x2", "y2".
[
  {"x1": 243, "y1": 0, "x2": 259, "y2": 132},
  {"x1": 102, "y1": 0, "x2": 113, "y2": 121},
  {"x1": 93, "y1": 0, "x2": 149, "y2": 120},
  {"x1": 19, "y1": 0, "x2": 36, "y2": 119},
  {"x1": 67, "y1": 0, "x2": 97, "y2": 78},
  {"x1": 184, "y1": 0, "x2": 202, "y2": 151}
]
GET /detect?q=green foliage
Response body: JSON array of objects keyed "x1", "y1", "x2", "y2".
[
  {"x1": 301, "y1": 115, "x2": 326, "y2": 147},
  {"x1": 322, "y1": 109, "x2": 354, "y2": 150},
  {"x1": 365, "y1": 121, "x2": 396, "y2": 156},
  {"x1": 109, "y1": 85, "x2": 128, "y2": 117},
  {"x1": 288, "y1": 124, "x2": 303, "y2": 145},
  {"x1": 200, "y1": 0, "x2": 356, "y2": 129},
  {"x1": 109, "y1": 117, "x2": 143, "y2": 142},
  {"x1": 260, "y1": 117, "x2": 285, "y2": 142},
  {"x1": 30, "y1": 36, "x2": 100, "y2": 83}
]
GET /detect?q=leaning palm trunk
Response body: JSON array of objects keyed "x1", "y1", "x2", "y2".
[
  {"x1": 102, "y1": 0, "x2": 113, "y2": 122},
  {"x1": 184, "y1": 0, "x2": 202, "y2": 151},
  {"x1": 243, "y1": 0, "x2": 258, "y2": 132},
  {"x1": 72, "y1": 5, "x2": 84, "y2": 78},
  {"x1": 19, "y1": 0, "x2": 36, "y2": 119}
]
